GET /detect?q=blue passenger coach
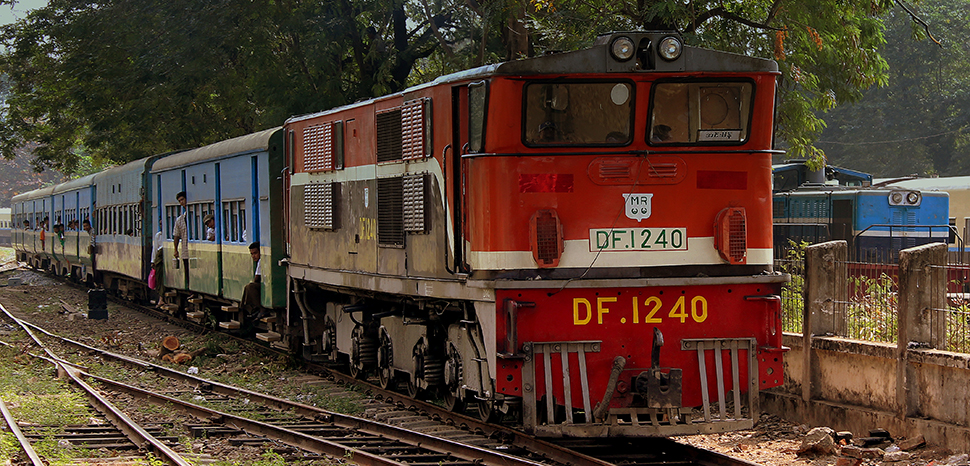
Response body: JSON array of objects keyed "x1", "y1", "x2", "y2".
[
  {"x1": 94, "y1": 156, "x2": 163, "y2": 298},
  {"x1": 151, "y1": 128, "x2": 286, "y2": 331},
  {"x1": 12, "y1": 186, "x2": 55, "y2": 269},
  {"x1": 50, "y1": 174, "x2": 96, "y2": 281}
]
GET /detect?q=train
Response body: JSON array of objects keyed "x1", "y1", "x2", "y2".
[
  {"x1": 877, "y1": 176, "x2": 970, "y2": 255},
  {"x1": 772, "y1": 163, "x2": 951, "y2": 261},
  {"x1": 0, "y1": 208, "x2": 10, "y2": 247},
  {"x1": 12, "y1": 31, "x2": 787, "y2": 437}
]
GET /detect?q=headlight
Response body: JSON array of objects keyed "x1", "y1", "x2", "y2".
[
  {"x1": 907, "y1": 191, "x2": 920, "y2": 204},
  {"x1": 610, "y1": 36, "x2": 636, "y2": 62},
  {"x1": 658, "y1": 36, "x2": 683, "y2": 61},
  {"x1": 890, "y1": 192, "x2": 904, "y2": 205}
]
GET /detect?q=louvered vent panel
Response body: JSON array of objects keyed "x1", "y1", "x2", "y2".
[
  {"x1": 303, "y1": 125, "x2": 325, "y2": 172},
  {"x1": 402, "y1": 100, "x2": 426, "y2": 160},
  {"x1": 378, "y1": 177, "x2": 404, "y2": 245},
  {"x1": 644, "y1": 163, "x2": 678, "y2": 178},
  {"x1": 322, "y1": 124, "x2": 334, "y2": 171},
  {"x1": 728, "y1": 209, "x2": 747, "y2": 263},
  {"x1": 403, "y1": 173, "x2": 429, "y2": 232},
  {"x1": 304, "y1": 183, "x2": 336, "y2": 230},
  {"x1": 377, "y1": 110, "x2": 403, "y2": 162},
  {"x1": 598, "y1": 163, "x2": 631, "y2": 179}
]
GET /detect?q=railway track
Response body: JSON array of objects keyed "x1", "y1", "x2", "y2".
[
  {"x1": 0, "y1": 301, "x2": 574, "y2": 466},
  {"x1": 3, "y1": 274, "x2": 766, "y2": 466}
]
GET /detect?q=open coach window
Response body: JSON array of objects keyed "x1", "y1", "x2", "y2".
[
  {"x1": 649, "y1": 81, "x2": 752, "y2": 144},
  {"x1": 523, "y1": 81, "x2": 633, "y2": 146}
]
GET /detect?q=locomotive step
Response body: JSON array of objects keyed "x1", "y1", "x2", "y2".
[
  {"x1": 259, "y1": 316, "x2": 276, "y2": 323},
  {"x1": 164, "y1": 291, "x2": 178, "y2": 297},
  {"x1": 221, "y1": 305, "x2": 239, "y2": 313},
  {"x1": 188, "y1": 298, "x2": 203, "y2": 304},
  {"x1": 256, "y1": 331, "x2": 281, "y2": 342},
  {"x1": 186, "y1": 311, "x2": 205, "y2": 322},
  {"x1": 219, "y1": 320, "x2": 241, "y2": 330},
  {"x1": 159, "y1": 304, "x2": 180, "y2": 312}
]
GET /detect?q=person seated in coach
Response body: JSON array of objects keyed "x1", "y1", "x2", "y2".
[
  {"x1": 241, "y1": 242, "x2": 267, "y2": 321},
  {"x1": 203, "y1": 214, "x2": 215, "y2": 241}
]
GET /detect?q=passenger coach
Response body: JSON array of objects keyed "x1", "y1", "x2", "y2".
[{"x1": 151, "y1": 129, "x2": 286, "y2": 333}]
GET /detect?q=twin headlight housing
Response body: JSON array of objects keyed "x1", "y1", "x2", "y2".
[
  {"x1": 609, "y1": 35, "x2": 682, "y2": 62},
  {"x1": 888, "y1": 190, "x2": 922, "y2": 206}
]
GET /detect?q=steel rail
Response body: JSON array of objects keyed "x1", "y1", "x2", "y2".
[
  {"x1": 14, "y1": 296, "x2": 615, "y2": 466},
  {"x1": 86, "y1": 372, "x2": 545, "y2": 466},
  {"x1": 0, "y1": 304, "x2": 193, "y2": 466},
  {"x1": 3, "y1": 313, "x2": 553, "y2": 466},
  {"x1": 0, "y1": 397, "x2": 45, "y2": 466}
]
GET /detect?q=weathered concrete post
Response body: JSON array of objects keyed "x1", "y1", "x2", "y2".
[
  {"x1": 803, "y1": 240, "x2": 847, "y2": 402},
  {"x1": 896, "y1": 242, "x2": 947, "y2": 417}
]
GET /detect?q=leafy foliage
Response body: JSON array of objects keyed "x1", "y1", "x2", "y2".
[
  {"x1": 0, "y1": 0, "x2": 931, "y2": 173},
  {"x1": 820, "y1": 0, "x2": 970, "y2": 177}
]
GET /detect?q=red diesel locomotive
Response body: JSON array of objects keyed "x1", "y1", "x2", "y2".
[{"x1": 283, "y1": 31, "x2": 787, "y2": 437}]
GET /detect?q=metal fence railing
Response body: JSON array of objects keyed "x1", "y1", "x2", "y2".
[
  {"x1": 775, "y1": 256, "x2": 804, "y2": 334},
  {"x1": 774, "y1": 239, "x2": 970, "y2": 353},
  {"x1": 936, "y1": 261, "x2": 970, "y2": 353},
  {"x1": 840, "y1": 261, "x2": 897, "y2": 344}
]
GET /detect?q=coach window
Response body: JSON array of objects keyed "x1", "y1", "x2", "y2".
[
  {"x1": 222, "y1": 200, "x2": 246, "y2": 243},
  {"x1": 649, "y1": 81, "x2": 753, "y2": 144},
  {"x1": 523, "y1": 81, "x2": 633, "y2": 146}
]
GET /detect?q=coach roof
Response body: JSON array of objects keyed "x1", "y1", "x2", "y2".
[
  {"x1": 52, "y1": 173, "x2": 97, "y2": 195},
  {"x1": 151, "y1": 127, "x2": 281, "y2": 173}
]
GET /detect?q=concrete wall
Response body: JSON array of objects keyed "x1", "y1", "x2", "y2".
[{"x1": 764, "y1": 241, "x2": 970, "y2": 452}]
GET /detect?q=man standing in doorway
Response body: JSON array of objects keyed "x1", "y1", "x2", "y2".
[{"x1": 172, "y1": 191, "x2": 189, "y2": 288}]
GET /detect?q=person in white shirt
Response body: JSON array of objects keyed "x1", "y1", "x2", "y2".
[
  {"x1": 151, "y1": 218, "x2": 165, "y2": 308},
  {"x1": 240, "y1": 242, "x2": 267, "y2": 321},
  {"x1": 172, "y1": 191, "x2": 189, "y2": 287}
]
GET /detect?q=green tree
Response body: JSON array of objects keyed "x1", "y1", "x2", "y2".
[
  {"x1": 0, "y1": 0, "x2": 933, "y2": 173},
  {"x1": 0, "y1": 0, "x2": 451, "y2": 173},
  {"x1": 502, "y1": 0, "x2": 907, "y2": 168},
  {"x1": 819, "y1": 0, "x2": 969, "y2": 177}
]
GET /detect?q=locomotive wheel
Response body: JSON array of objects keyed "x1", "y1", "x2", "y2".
[
  {"x1": 476, "y1": 399, "x2": 496, "y2": 422},
  {"x1": 350, "y1": 325, "x2": 376, "y2": 380},
  {"x1": 406, "y1": 377, "x2": 422, "y2": 399},
  {"x1": 377, "y1": 328, "x2": 393, "y2": 389},
  {"x1": 442, "y1": 341, "x2": 465, "y2": 413},
  {"x1": 407, "y1": 341, "x2": 427, "y2": 400},
  {"x1": 321, "y1": 317, "x2": 338, "y2": 361}
]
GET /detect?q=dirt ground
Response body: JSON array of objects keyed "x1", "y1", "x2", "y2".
[{"x1": 0, "y1": 264, "x2": 961, "y2": 466}]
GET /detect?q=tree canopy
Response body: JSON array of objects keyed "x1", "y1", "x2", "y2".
[
  {"x1": 819, "y1": 0, "x2": 969, "y2": 178},
  {"x1": 0, "y1": 0, "x2": 936, "y2": 174}
]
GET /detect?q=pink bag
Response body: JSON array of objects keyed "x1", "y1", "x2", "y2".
[{"x1": 148, "y1": 268, "x2": 157, "y2": 290}]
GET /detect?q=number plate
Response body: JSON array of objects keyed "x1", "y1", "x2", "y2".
[{"x1": 589, "y1": 228, "x2": 687, "y2": 251}]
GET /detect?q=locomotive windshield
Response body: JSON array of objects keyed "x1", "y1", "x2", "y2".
[
  {"x1": 523, "y1": 81, "x2": 633, "y2": 146},
  {"x1": 649, "y1": 81, "x2": 753, "y2": 144}
]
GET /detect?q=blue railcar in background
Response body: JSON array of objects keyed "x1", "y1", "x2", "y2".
[
  {"x1": 773, "y1": 186, "x2": 951, "y2": 261},
  {"x1": 772, "y1": 160, "x2": 873, "y2": 193}
]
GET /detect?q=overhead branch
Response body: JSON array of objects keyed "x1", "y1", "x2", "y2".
[
  {"x1": 765, "y1": 0, "x2": 784, "y2": 26},
  {"x1": 895, "y1": 0, "x2": 942, "y2": 48},
  {"x1": 420, "y1": 0, "x2": 455, "y2": 59},
  {"x1": 683, "y1": 6, "x2": 784, "y2": 34}
]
